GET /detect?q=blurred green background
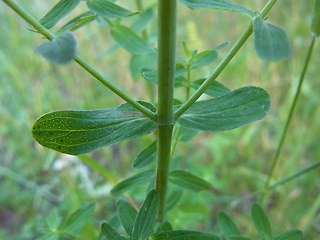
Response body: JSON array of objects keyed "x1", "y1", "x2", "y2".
[{"x1": 0, "y1": 0, "x2": 319, "y2": 239}]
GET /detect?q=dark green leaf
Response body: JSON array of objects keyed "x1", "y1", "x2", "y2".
[
  {"x1": 218, "y1": 212, "x2": 240, "y2": 239},
  {"x1": 230, "y1": 236, "x2": 250, "y2": 240},
  {"x1": 274, "y1": 229, "x2": 303, "y2": 240},
  {"x1": 179, "y1": 0, "x2": 254, "y2": 17},
  {"x1": 35, "y1": 31, "x2": 77, "y2": 64},
  {"x1": 101, "y1": 222, "x2": 120, "y2": 240},
  {"x1": 32, "y1": 102, "x2": 157, "y2": 155},
  {"x1": 130, "y1": 52, "x2": 157, "y2": 81},
  {"x1": 132, "y1": 190, "x2": 159, "y2": 240},
  {"x1": 191, "y1": 79, "x2": 230, "y2": 97},
  {"x1": 152, "y1": 230, "x2": 220, "y2": 240},
  {"x1": 59, "y1": 202, "x2": 95, "y2": 234},
  {"x1": 131, "y1": 7, "x2": 154, "y2": 33},
  {"x1": 169, "y1": 170, "x2": 215, "y2": 192},
  {"x1": 190, "y1": 50, "x2": 218, "y2": 69},
  {"x1": 311, "y1": 0, "x2": 320, "y2": 37},
  {"x1": 253, "y1": 17, "x2": 292, "y2": 61},
  {"x1": 110, "y1": 169, "x2": 155, "y2": 196},
  {"x1": 111, "y1": 25, "x2": 154, "y2": 54},
  {"x1": 166, "y1": 187, "x2": 184, "y2": 211},
  {"x1": 58, "y1": 11, "x2": 97, "y2": 33},
  {"x1": 132, "y1": 141, "x2": 157, "y2": 168},
  {"x1": 155, "y1": 221, "x2": 173, "y2": 233},
  {"x1": 251, "y1": 203, "x2": 272, "y2": 239},
  {"x1": 176, "y1": 86, "x2": 270, "y2": 132},
  {"x1": 40, "y1": 0, "x2": 80, "y2": 29},
  {"x1": 117, "y1": 200, "x2": 138, "y2": 236},
  {"x1": 87, "y1": 0, "x2": 132, "y2": 19}
]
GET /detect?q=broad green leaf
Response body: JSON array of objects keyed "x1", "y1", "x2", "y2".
[
  {"x1": 132, "y1": 141, "x2": 157, "y2": 168},
  {"x1": 130, "y1": 52, "x2": 157, "y2": 81},
  {"x1": 311, "y1": 0, "x2": 320, "y2": 37},
  {"x1": 274, "y1": 229, "x2": 303, "y2": 240},
  {"x1": 132, "y1": 190, "x2": 159, "y2": 240},
  {"x1": 142, "y1": 64, "x2": 188, "y2": 85},
  {"x1": 179, "y1": 0, "x2": 254, "y2": 17},
  {"x1": 251, "y1": 203, "x2": 272, "y2": 240},
  {"x1": 176, "y1": 86, "x2": 271, "y2": 132},
  {"x1": 230, "y1": 236, "x2": 250, "y2": 240},
  {"x1": 169, "y1": 170, "x2": 215, "y2": 192},
  {"x1": 166, "y1": 187, "x2": 183, "y2": 211},
  {"x1": 218, "y1": 212, "x2": 240, "y2": 239},
  {"x1": 253, "y1": 17, "x2": 292, "y2": 61},
  {"x1": 101, "y1": 222, "x2": 121, "y2": 240},
  {"x1": 39, "y1": 0, "x2": 80, "y2": 29},
  {"x1": 110, "y1": 169, "x2": 155, "y2": 196},
  {"x1": 131, "y1": 7, "x2": 154, "y2": 33},
  {"x1": 58, "y1": 11, "x2": 97, "y2": 33},
  {"x1": 191, "y1": 79, "x2": 230, "y2": 97},
  {"x1": 117, "y1": 200, "x2": 138, "y2": 236},
  {"x1": 155, "y1": 221, "x2": 173, "y2": 233},
  {"x1": 59, "y1": 202, "x2": 95, "y2": 234},
  {"x1": 87, "y1": 0, "x2": 132, "y2": 19},
  {"x1": 32, "y1": 102, "x2": 157, "y2": 155},
  {"x1": 111, "y1": 25, "x2": 154, "y2": 54},
  {"x1": 35, "y1": 31, "x2": 77, "y2": 64},
  {"x1": 151, "y1": 230, "x2": 220, "y2": 240},
  {"x1": 190, "y1": 50, "x2": 218, "y2": 69}
]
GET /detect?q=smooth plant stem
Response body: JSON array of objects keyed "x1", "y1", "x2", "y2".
[
  {"x1": 262, "y1": 36, "x2": 316, "y2": 201},
  {"x1": 2, "y1": 0, "x2": 157, "y2": 121},
  {"x1": 174, "y1": 0, "x2": 278, "y2": 120},
  {"x1": 156, "y1": 0, "x2": 177, "y2": 221}
]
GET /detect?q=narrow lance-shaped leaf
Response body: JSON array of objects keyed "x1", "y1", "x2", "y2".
[
  {"x1": 311, "y1": 0, "x2": 320, "y2": 37},
  {"x1": 253, "y1": 17, "x2": 292, "y2": 61},
  {"x1": 179, "y1": 0, "x2": 254, "y2": 17},
  {"x1": 101, "y1": 222, "x2": 121, "y2": 240},
  {"x1": 273, "y1": 229, "x2": 303, "y2": 240},
  {"x1": 218, "y1": 212, "x2": 240, "y2": 239},
  {"x1": 176, "y1": 86, "x2": 270, "y2": 132},
  {"x1": 40, "y1": 0, "x2": 80, "y2": 29},
  {"x1": 190, "y1": 50, "x2": 218, "y2": 69},
  {"x1": 117, "y1": 200, "x2": 138, "y2": 236},
  {"x1": 87, "y1": 0, "x2": 132, "y2": 19},
  {"x1": 32, "y1": 102, "x2": 157, "y2": 155},
  {"x1": 58, "y1": 11, "x2": 97, "y2": 33},
  {"x1": 169, "y1": 170, "x2": 216, "y2": 192},
  {"x1": 111, "y1": 25, "x2": 155, "y2": 54},
  {"x1": 132, "y1": 190, "x2": 159, "y2": 240},
  {"x1": 191, "y1": 79, "x2": 230, "y2": 97},
  {"x1": 251, "y1": 203, "x2": 273, "y2": 240},
  {"x1": 110, "y1": 169, "x2": 155, "y2": 196},
  {"x1": 151, "y1": 230, "x2": 220, "y2": 240},
  {"x1": 59, "y1": 202, "x2": 95, "y2": 234},
  {"x1": 132, "y1": 140, "x2": 157, "y2": 168},
  {"x1": 35, "y1": 31, "x2": 77, "y2": 64},
  {"x1": 166, "y1": 187, "x2": 184, "y2": 211},
  {"x1": 131, "y1": 7, "x2": 154, "y2": 33}
]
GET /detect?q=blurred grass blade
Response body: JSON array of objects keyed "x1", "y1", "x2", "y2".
[
  {"x1": 39, "y1": 0, "x2": 80, "y2": 29},
  {"x1": 251, "y1": 203, "x2": 273, "y2": 239},
  {"x1": 274, "y1": 229, "x2": 303, "y2": 240},
  {"x1": 176, "y1": 86, "x2": 270, "y2": 132},
  {"x1": 101, "y1": 222, "x2": 121, "y2": 240},
  {"x1": 191, "y1": 79, "x2": 230, "y2": 97},
  {"x1": 132, "y1": 190, "x2": 159, "y2": 240},
  {"x1": 218, "y1": 212, "x2": 240, "y2": 239},
  {"x1": 111, "y1": 25, "x2": 155, "y2": 54},
  {"x1": 32, "y1": 102, "x2": 157, "y2": 155},
  {"x1": 87, "y1": 0, "x2": 132, "y2": 19},
  {"x1": 132, "y1": 140, "x2": 157, "y2": 168},
  {"x1": 169, "y1": 170, "x2": 216, "y2": 192},
  {"x1": 190, "y1": 50, "x2": 218, "y2": 69},
  {"x1": 179, "y1": 0, "x2": 254, "y2": 17},
  {"x1": 253, "y1": 17, "x2": 292, "y2": 61},
  {"x1": 110, "y1": 169, "x2": 155, "y2": 196},
  {"x1": 59, "y1": 202, "x2": 95, "y2": 234},
  {"x1": 311, "y1": 0, "x2": 320, "y2": 37},
  {"x1": 117, "y1": 200, "x2": 138, "y2": 236},
  {"x1": 35, "y1": 31, "x2": 77, "y2": 64},
  {"x1": 151, "y1": 230, "x2": 220, "y2": 240},
  {"x1": 58, "y1": 11, "x2": 97, "y2": 33}
]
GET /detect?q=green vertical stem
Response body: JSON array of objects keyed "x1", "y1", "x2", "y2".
[
  {"x1": 156, "y1": 0, "x2": 177, "y2": 221},
  {"x1": 262, "y1": 36, "x2": 316, "y2": 201}
]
